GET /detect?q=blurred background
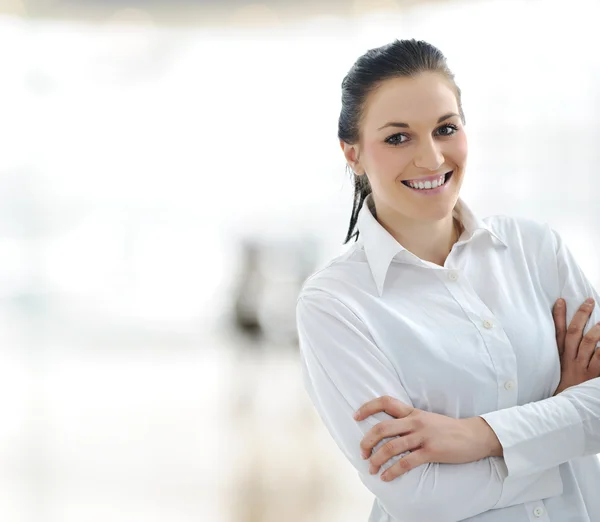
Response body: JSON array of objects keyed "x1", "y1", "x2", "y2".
[{"x1": 1, "y1": 0, "x2": 600, "y2": 520}]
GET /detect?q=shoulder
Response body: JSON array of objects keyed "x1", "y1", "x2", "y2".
[
  {"x1": 297, "y1": 241, "x2": 374, "y2": 306},
  {"x1": 482, "y1": 213, "x2": 556, "y2": 253}
]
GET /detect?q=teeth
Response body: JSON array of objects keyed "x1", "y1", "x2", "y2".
[{"x1": 407, "y1": 174, "x2": 447, "y2": 190}]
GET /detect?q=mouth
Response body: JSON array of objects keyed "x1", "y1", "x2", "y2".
[{"x1": 401, "y1": 171, "x2": 453, "y2": 192}]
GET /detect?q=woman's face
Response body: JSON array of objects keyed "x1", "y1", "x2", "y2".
[{"x1": 345, "y1": 72, "x2": 468, "y2": 226}]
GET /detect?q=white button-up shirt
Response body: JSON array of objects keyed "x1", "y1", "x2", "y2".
[{"x1": 296, "y1": 195, "x2": 600, "y2": 522}]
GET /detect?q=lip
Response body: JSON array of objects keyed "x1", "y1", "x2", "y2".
[{"x1": 401, "y1": 171, "x2": 453, "y2": 195}]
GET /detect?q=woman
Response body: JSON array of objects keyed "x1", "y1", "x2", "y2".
[{"x1": 296, "y1": 39, "x2": 600, "y2": 522}]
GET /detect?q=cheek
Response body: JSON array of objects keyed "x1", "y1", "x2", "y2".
[
  {"x1": 450, "y1": 132, "x2": 468, "y2": 165},
  {"x1": 363, "y1": 142, "x2": 412, "y2": 175}
]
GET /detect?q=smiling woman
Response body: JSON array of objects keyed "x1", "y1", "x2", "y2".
[
  {"x1": 354, "y1": 75, "x2": 465, "y2": 215},
  {"x1": 338, "y1": 42, "x2": 468, "y2": 266},
  {"x1": 296, "y1": 39, "x2": 600, "y2": 522}
]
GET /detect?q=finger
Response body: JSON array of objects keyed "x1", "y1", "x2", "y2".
[
  {"x1": 587, "y1": 344, "x2": 600, "y2": 376},
  {"x1": 565, "y1": 298, "x2": 595, "y2": 360},
  {"x1": 368, "y1": 433, "x2": 422, "y2": 473},
  {"x1": 380, "y1": 449, "x2": 427, "y2": 481},
  {"x1": 360, "y1": 419, "x2": 411, "y2": 458},
  {"x1": 553, "y1": 298, "x2": 566, "y2": 357},
  {"x1": 354, "y1": 395, "x2": 412, "y2": 421},
  {"x1": 576, "y1": 322, "x2": 600, "y2": 366}
]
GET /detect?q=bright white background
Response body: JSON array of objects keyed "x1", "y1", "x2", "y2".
[{"x1": 0, "y1": 0, "x2": 599, "y2": 520}]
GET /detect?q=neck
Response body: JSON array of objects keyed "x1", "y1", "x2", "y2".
[{"x1": 377, "y1": 208, "x2": 460, "y2": 267}]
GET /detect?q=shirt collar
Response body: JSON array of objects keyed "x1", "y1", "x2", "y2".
[{"x1": 356, "y1": 194, "x2": 508, "y2": 296}]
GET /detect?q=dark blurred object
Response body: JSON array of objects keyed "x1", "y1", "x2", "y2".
[
  {"x1": 233, "y1": 240, "x2": 265, "y2": 340},
  {"x1": 231, "y1": 236, "x2": 319, "y2": 346}
]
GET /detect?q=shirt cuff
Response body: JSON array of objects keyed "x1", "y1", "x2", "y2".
[
  {"x1": 491, "y1": 458, "x2": 563, "y2": 509},
  {"x1": 480, "y1": 395, "x2": 585, "y2": 478}
]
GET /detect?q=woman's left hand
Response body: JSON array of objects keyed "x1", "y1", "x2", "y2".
[{"x1": 354, "y1": 396, "x2": 502, "y2": 482}]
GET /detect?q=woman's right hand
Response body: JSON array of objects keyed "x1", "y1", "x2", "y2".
[{"x1": 553, "y1": 297, "x2": 600, "y2": 396}]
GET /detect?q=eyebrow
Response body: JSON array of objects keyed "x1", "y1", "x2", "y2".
[{"x1": 377, "y1": 112, "x2": 459, "y2": 131}]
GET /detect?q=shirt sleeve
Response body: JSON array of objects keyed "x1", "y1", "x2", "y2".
[
  {"x1": 297, "y1": 289, "x2": 564, "y2": 522},
  {"x1": 480, "y1": 227, "x2": 600, "y2": 479}
]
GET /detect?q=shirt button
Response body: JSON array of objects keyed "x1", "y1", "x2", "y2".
[
  {"x1": 504, "y1": 380, "x2": 515, "y2": 391},
  {"x1": 483, "y1": 319, "x2": 494, "y2": 329},
  {"x1": 448, "y1": 271, "x2": 459, "y2": 281},
  {"x1": 533, "y1": 506, "x2": 544, "y2": 517}
]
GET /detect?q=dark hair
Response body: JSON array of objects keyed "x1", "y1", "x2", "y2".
[{"x1": 338, "y1": 39, "x2": 465, "y2": 244}]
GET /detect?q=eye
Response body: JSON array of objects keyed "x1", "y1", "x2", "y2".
[
  {"x1": 384, "y1": 133, "x2": 409, "y2": 146},
  {"x1": 435, "y1": 123, "x2": 459, "y2": 137}
]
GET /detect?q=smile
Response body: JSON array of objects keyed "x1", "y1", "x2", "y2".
[{"x1": 401, "y1": 171, "x2": 453, "y2": 191}]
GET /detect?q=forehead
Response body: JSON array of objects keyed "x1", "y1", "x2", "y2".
[{"x1": 362, "y1": 72, "x2": 459, "y2": 129}]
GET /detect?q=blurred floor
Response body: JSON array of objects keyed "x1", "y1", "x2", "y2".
[{"x1": 0, "y1": 314, "x2": 373, "y2": 522}]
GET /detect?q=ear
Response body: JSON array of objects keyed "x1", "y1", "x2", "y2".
[{"x1": 340, "y1": 140, "x2": 364, "y2": 175}]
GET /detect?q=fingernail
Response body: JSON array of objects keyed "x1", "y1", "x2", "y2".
[
  {"x1": 556, "y1": 299, "x2": 564, "y2": 307},
  {"x1": 586, "y1": 298, "x2": 595, "y2": 305},
  {"x1": 353, "y1": 411, "x2": 359, "y2": 420}
]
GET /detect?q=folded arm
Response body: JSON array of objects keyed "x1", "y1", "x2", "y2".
[
  {"x1": 480, "y1": 228, "x2": 600, "y2": 478},
  {"x1": 297, "y1": 290, "x2": 563, "y2": 522}
]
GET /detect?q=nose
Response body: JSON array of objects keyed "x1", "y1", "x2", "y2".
[{"x1": 413, "y1": 137, "x2": 444, "y2": 171}]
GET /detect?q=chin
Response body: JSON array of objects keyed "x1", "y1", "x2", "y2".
[{"x1": 421, "y1": 205, "x2": 455, "y2": 223}]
